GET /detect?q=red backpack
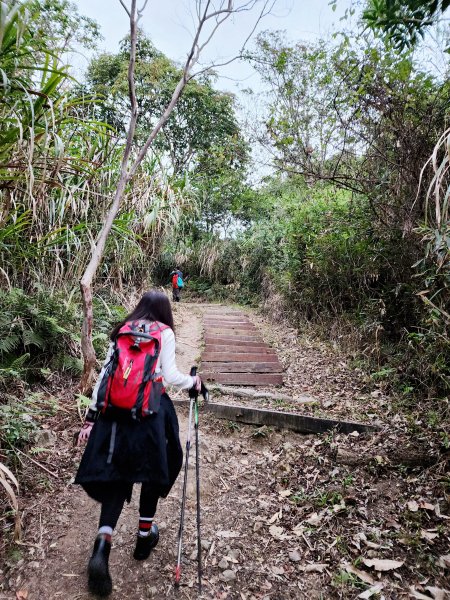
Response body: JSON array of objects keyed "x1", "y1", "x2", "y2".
[
  {"x1": 96, "y1": 320, "x2": 169, "y2": 419},
  {"x1": 172, "y1": 273, "x2": 179, "y2": 289}
]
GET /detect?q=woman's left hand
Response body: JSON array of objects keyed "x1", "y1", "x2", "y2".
[{"x1": 77, "y1": 422, "x2": 93, "y2": 446}]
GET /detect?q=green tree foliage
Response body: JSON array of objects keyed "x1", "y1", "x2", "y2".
[
  {"x1": 248, "y1": 31, "x2": 449, "y2": 232},
  {"x1": 193, "y1": 134, "x2": 251, "y2": 234},
  {"x1": 85, "y1": 33, "x2": 244, "y2": 174},
  {"x1": 85, "y1": 32, "x2": 251, "y2": 234},
  {"x1": 363, "y1": 0, "x2": 450, "y2": 49}
]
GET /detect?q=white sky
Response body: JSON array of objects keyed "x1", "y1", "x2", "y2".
[{"x1": 73, "y1": 0, "x2": 356, "y2": 95}]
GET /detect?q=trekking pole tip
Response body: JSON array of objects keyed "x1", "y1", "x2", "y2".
[{"x1": 174, "y1": 565, "x2": 181, "y2": 587}]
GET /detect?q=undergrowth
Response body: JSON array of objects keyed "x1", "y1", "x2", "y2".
[{"x1": 0, "y1": 286, "x2": 126, "y2": 458}]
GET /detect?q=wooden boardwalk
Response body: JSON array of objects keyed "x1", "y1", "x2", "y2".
[{"x1": 200, "y1": 307, "x2": 283, "y2": 386}]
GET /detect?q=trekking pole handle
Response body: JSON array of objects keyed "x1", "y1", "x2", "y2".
[
  {"x1": 190, "y1": 366, "x2": 209, "y2": 402},
  {"x1": 189, "y1": 366, "x2": 198, "y2": 399}
]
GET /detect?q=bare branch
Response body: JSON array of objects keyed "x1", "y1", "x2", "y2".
[
  {"x1": 190, "y1": 0, "x2": 275, "y2": 80},
  {"x1": 137, "y1": 0, "x2": 149, "y2": 20},
  {"x1": 118, "y1": 0, "x2": 131, "y2": 18}
]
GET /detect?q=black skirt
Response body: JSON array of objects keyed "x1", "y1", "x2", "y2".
[{"x1": 75, "y1": 393, "x2": 183, "y2": 503}]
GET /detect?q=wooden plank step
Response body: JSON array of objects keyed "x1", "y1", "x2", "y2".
[
  {"x1": 205, "y1": 328, "x2": 260, "y2": 337},
  {"x1": 205, "y1": 344, "x2": 276, "y2": 353},
  {"x1": 204, "y1": 336, "x2": 268, "y2": 347},
  {"x1": 202, "y1": 352, "x2": 279, "y2": 363},
  {"x1": 201, "y1": 362, "x2": 281, "y2": 373},
  {"x1": 201, "y1": 372, "x2": 283, "y2": 386},
  {"x1": 205, "y1": 403, "x2": 376, "y2": 434},
  {"x1": 204, "y1": 319, "x2": 256, "y2": 326},
  {"x1": 204, "y1": 324, "x2": 257, "y2": 331},
  {"x1": 204, "y1": 321, "x2": 256, "y2": 328},
  {"x1": 204, "y1": 310, "x2": 243, "y2": 315},
  {"x1": 204, "y1": 316, "x2": 251, "y2": 322},
  {"x1": 204, "y1": 334, "x2": 263, "y2": 343}
]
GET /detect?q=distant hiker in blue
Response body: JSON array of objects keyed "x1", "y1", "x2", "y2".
[{"x1": 170, "y1": 268, "x2": 184, "y2": 302}]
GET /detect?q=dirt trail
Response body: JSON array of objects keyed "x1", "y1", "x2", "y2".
[{"x1": 2, "y1": 303, "x2": 449, "y2": 600}]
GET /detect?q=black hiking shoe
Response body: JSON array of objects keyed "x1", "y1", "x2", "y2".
[
  {"x1": 88, "y1": 534, "x2": 113, "y2": 597},
  {"x1": 133, "y1": 524, "x2": 159, "y2": 560}
]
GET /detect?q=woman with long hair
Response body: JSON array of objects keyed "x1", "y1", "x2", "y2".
[{"x1": 75, "y1": 290, "x2": 201, "y2": 597}]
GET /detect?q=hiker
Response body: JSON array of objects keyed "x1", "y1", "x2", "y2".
[
  {"x1": 170, "y1": 268, "x2": 184, "y2": 302},
  {"x1": 75, "y1": 290, "x2": 201, "y2": 597}
]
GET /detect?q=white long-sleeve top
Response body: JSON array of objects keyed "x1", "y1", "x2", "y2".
[{"x1": 89, "y1": 327, "x2": 195, "y2": 411}]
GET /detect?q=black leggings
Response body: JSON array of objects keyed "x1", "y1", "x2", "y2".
[{"x1": 99, "y1": 483, "x2": 159, "y2": 529}]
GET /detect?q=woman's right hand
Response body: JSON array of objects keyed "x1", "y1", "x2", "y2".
[
  {"x1": 193, "y1": 374, "x2": 202, "y2": 392},
  {"x1": 77, "y1": 422, "x2": 93, "y2": 446}
]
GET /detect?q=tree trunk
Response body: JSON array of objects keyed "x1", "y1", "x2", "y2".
[
  {"x1": 210, "y1": 384, "x2": 316, "y2": 403},
  {"x1": 335, "y1": 447, "x2": 437, "y2": 468},
  {"x1": 79, "y1": 280, "x2": 97, "y2": 392},
  {"x1": 79, "y1": 174, "x2": 129, "y2": 392}
]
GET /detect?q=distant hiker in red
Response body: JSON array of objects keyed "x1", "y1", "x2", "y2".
[
  {"x1": 75, "y1": 290, "x2": 201, "y2": 597},
  {"x1": 170, "y1": 268, "x2": 184, "y2": 302}
]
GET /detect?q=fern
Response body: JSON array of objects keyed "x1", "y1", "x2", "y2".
[
  {"x1": 9, "y1": 354, "x2": 31, "y2": 369},
  {"x1": 22, "y1": 329, "x2": 45, "y2": 349},
  {"x1": 0, "y1": 288, "x2": 81, "y2": 377},
  {"x1": 0, "y1": 287, "x2": 128, "y2": 382},
  {"x1": 0, "y1": 334, "x2": 21, "y2": 355},
  {"x1": 54, "y1": 354, "x2": 83, "y2": 374}
]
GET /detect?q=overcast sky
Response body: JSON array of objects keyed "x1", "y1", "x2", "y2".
[{"x1": 73, "y1": 0, "x2": 356, "y2": 95}]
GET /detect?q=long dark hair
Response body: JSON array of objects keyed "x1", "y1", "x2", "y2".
[{"x1": 110, "y1": 290, "x2": 175, "y2": 340}]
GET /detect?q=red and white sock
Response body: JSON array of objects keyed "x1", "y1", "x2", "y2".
[
  {"x1": 98, "y1": 525, "x2": 113, "y2": 542},
  {"x1": 138, "y1": 517, "x2": 154, "y2": 537}
]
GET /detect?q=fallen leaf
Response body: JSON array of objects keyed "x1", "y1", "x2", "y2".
[
  {"x1": 434, "y1": 503, "x2": 450, "y2": 520},
  {"x1": 305, "y1": 512, "x2": 322, "y2": 526},
  {"x1": 268, "y1": 509, "x2": 282, "y2": 524},
  {"x1": 271, "y1": 566, "x2": 284, "y2": 576},
  {"x1": 409, "y1": 587, "x2": 434, "y2": 600},
  {"x1": 216, "y1": 530, "x2": 239, "y2": 538},
  {"x1": 300, "y1": 563, "x2": 327, "y2": 573},
  {"x1": 288, "y1": 549, "x2": 301, "y2": 562},
  {"x1": 426, "y1": 586, "x2": 450, "y2": 600},
  {"x1": 421, "y1": 529, "x2": 439, "y2": 542},
  {"x1": 364, "y1": 540, "x2": 382, "y2": 549},
  {"x1": 438, "y1": 555, "x2": 450, "y2": 569},
  {"x1": 407, "y1": 500, "x2": 419, "y2": 512},
  {"x1": 16, "y1": 591, "x2": 28, "y2": 600},
  {"x1": 269, "y1": 525, "x2": 285, "y2": 539},
  {"x1": 292, "y1": 524, "x2": 305, "y2": 536},
  {"x1": 343, "y1": 564, "x2": 375, "y2": 585},
  {"x1": 278, "y1": 489, "x2": 292, "y2": 498},
  {"x1": 332, "y1": 500, "x2": 346, "y2": 513},
  {"x1": 419, "y1": 501, "x2": 435, "y2": 511},
  {"x1": 358, "y1": 583, "x2": 384, "y2": 599},
  {"x1": 363, "y1": 558, "x2": 404, "y2": 571}
]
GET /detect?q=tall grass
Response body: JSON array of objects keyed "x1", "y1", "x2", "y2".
[{"x1": 0, "y1": 1, "x2": 192, "y2": 293}]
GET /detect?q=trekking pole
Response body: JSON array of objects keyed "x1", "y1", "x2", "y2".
[
  {"x1": 174, "y1": 368, "x2": 209, "y2": 592},
  {"x1": 174, "y1": 378, "x2": 194, "y2": 588},
  {"x1": 192, "y1": 367, "x2": 202, "y2": 595}
]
